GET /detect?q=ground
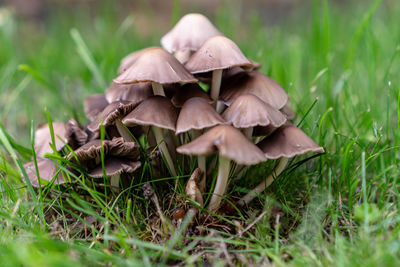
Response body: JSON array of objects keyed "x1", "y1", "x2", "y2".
[{"x1": 0, "y1": 0, "x2": 400, "y2": 266}]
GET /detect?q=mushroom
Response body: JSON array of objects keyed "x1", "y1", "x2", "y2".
[
  {"x1": 177, "y1": 125, "x2": 265, "y2": 212},
  {"x1": 123, "y1": 96, "x2": 178, "y2": 177},
  {"x1": 281, "y1": 105, "x2": 295, "y2": 120},
  {"x1": 83, "y1": 94, "x2": 109, "y2": 121},
  {"x1": 238, "y1": 123, "x2": 324, "y2": 206},
  {"x1": 176, "y1": 97, "x2": 226, "y2": 191},
  {"x1": 171, "y1": 83, "x2": 212, "y2": 108},
  {"x1": 161, "y1": 13, "x2": 223, "y2": 63},
  {"x1": 221, "y1": 94, "x2": 287, "y2": 138},
  {"x1": 24, "y1": 157, "x2": 72, "y2": 187},
  {"x1": 105, "y1": 82, "x2": 152, "y2": 104},
  {"x1": 113, "y1": 47, "x2": 197, "y2": 97},
  {"x1": 35, "y1": 120, "x2": 87, "y2": 157},
  {"x1": 185, "y1": 168, "x2": 205, "y2": 206},
  {"x1": 220, "y1": 71, "x2": 289, "y2": 110},
  {"x1": 68, "y1": 137, "x2": 140, "y2": 190},
  {"x1": 87, "y1": 101, "x2": 137, "y2": 142},
  {"x1": 185, "y1": 36, "x2": 252, "y2": 112}
]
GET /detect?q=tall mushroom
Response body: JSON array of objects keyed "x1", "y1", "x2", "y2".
[
  {"x1": 113, "y1": 47, "x2": 197, "y2": 97},
  {"x1": 123, "y1": 96, "x2": 178, "y2": 177},
  {"x1": 177, "y1": 125, "x2": 265, "y2": 212},
  {"x1": 185, "y1": 36, "x2": 252, "y2": 112},
  {"x1": 176, "y1": 97, "x2": 226, "y2": 191},
  {"x1": 221, "y1": 94, "x2": 287, "y2": 139},
  {"x1": 238, "y1": 123, "x2": 324, "y2": 206},
  {"x1": 161, "y1": 13, "x2": 223, "y2": 63}
]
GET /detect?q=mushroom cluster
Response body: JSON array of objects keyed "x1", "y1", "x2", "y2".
[{"x1": 24, "y1": 13, "x2": 324, "y2": 213}]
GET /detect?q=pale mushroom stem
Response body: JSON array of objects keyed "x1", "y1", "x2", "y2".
[
  {"x1": 208, "y1": 155, "x2": 230, "y2": 212},
  {"x1": 211, "y1": 69, "x2": 223, "y2": 111},
  {"x1": 116, "y1": 120, "x2": 134, "y2": 142},
  {"x1": 110, "y1": 174, "x2": 120, "y2": 192},
  {"x1": 237, "y1": 157, "x2": 288, "y2": 206},
  {"x1": 243, "y1": 128, "x2": 254, "y2": 140},
  {"x1": 152, "y1": 126, "x2": 177, "y2": 177},
  {"x1": 151, "y1": 82, "x2": 166, "y2": 96}
]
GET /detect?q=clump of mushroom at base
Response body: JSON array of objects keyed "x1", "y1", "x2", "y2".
[{"x1": 23, "y1": 13, "x2": 324, "y2": 220}]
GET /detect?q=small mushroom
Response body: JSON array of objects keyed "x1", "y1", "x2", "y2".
[
  {"x1": 176, "y1": 97, "x2": 226, "y2": 191},
  {"x1": 87, "y1": 101, "x2": 137, "y2": 142},
  {"x1": 161, "y1": 13, "x2": 223, "y2": 63},
  {"x1": 185, "y1": 168, "x2": 205, "y2": 206},
  {"x1": 177, "y1": 125, "x2": 265, "y2": 212},
  {"x1": 221, "y1": 94, "x2": 287, "y2": 138},
  {"x1": 118, "y1": 47, "x2": 158, "y2": 74},
  {"x1": 185, "y1": 36, "x2": 252, "y2": 112},
  {"x1": 238, "y1": 123, "x2": 324, "y2": 205},
  {"x1": 113, "y1": 47, "x2": 197, "y2": 97},
  {"x1": 24, "y1": 157, "x2": 72, "y2": 187},
  {"x1": 68, "y1": 137, "x2": 140, "y2": 190},
  {"x1": 123, "y1": 96, "x2": 178, "y2": 177},
  {"x1": 220, "y1": 71, "x2": 289, "y2": 110}
]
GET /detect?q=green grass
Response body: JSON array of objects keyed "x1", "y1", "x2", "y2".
[{"x1": 1, "y1": 0, "x2": 400, "y2": 265}]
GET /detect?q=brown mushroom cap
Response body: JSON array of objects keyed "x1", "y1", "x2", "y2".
[
  {"x1": 177, "y1": 125, "x2": 265, "y2": 165},
  {"x1": 88, "y1": 158, "x2": 141, "y2": 178},
  {"x1": 171, "y1": 83, "x2": 212, "y2": 107},
  {"x1": 185, "y1": 36, "x2": 252, "y2": 74},
  {"x1": 87, "y1": 101, "x2": 137, "y2": 132},
  {"x1": 257, "y1": 123, "x2": 324, "y2": 159},
  {"x1": 222, "y1": 94, "x2": 287, "y2": 128},
  {"x1": 161, "y1": 13, "x2": 223, "y2": 53},
  {"x1": 105, "y1": 82, "x2": 153, "y2": 104},
  {"x1": 176, "y1": 97, "x2": 225, "y2": 134},
  {"x1": 122, "y1": 96, "x2": 177, "y2": 131},
  {"x1": 118, "y1": 47, "x2": 158, "y2": 74},
  {"x1": 24, "y1": 157, "x2": 70, "y2": 187},
  {"x1": 114, "y1": 47, "x2": 197, "y2": 85},
  {"x1": 220, "y1": 71, "x2": 289, "y2": 110},
  {"x1": 84, "y1": 94, "x2": 109, "y2": 120},
  {"x1": 69, "y1": 139, "x2": 106, "y2": 163},
  {"x1": 35, "y1": 122, "x2": 68, "y2": 157}
]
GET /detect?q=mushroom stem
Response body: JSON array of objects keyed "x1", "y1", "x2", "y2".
[
  {"x1": 216, "y1": 102, "x2": 226, "y2": 113},
  {"x1": 211, "y1": 69, "x2": 223, "y2": 108},
  {"x1": 110, "y1": 174, "x2": 119, "y2": 192},
  {"x1": 243, "y1": 127, "x2": 254, "y2": 139},
  {"x1": 237, "y1": 157, "x2": 288, "y2": 206},
  {"x1": 152, "y1": 126, "x2": 177, "y2": 177},
  {"x1": 208, "y1": 155, "x2": 230, "y2": 212},
  {"x1": 115, "y1": 120, "x2": 134, "y2": 142},
  {"x1": 151, "y1": 82, "x2": 166, "y2": 96}
]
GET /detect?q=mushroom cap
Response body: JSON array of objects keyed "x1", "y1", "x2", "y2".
[
  {"x1": 88, "y1": 158, "x2": 141, "y2": 178},
  {"x1": 176, "y1": 125, "x2": 265, "y2": 165},
  {"x1": 84, "y1": 94, "x2": 109, "y2": 120},
  {"x1": 171, "y1": 83, "x2": 212, "y2": 107},
  {"x1": 122, "y1": 96, "x2": 177, "y2": 131},
  {"x1": 222, "y1": 94, "x2": 287, "y2": 128},
  {"x1": 220, "y1": 71, "x2": 289, "y2": 109},
  {"x1": 257, "y1": 123, "x2": 324, "y2": 159},
  {"x1": 24, "y1": 157, "x2": 70, "y2": 187},
  {"x1": 35, "y1": 122, "x2": 68, "y2": 157},
  {"x1": 185, "y1": 36, "x2": 252, "y2": 74},
  {"x1": 113, "y1": 47, "x2": 198, "y2": 85},
  {"x1": 176, "y1": 97, "x2": 225, "y2": 134},
  {"x1": 118, "y1": 47, "x2": 158, "y2": 74},
  {"x1": 87, "y1": 101, "x2": 137, "y2": 132},
  {"x1": 105, "y1": 82, "x2": 153, "y2": 104},
  {"x1": 161, "y1": 13, "x2": 223, "y2": 53}
]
